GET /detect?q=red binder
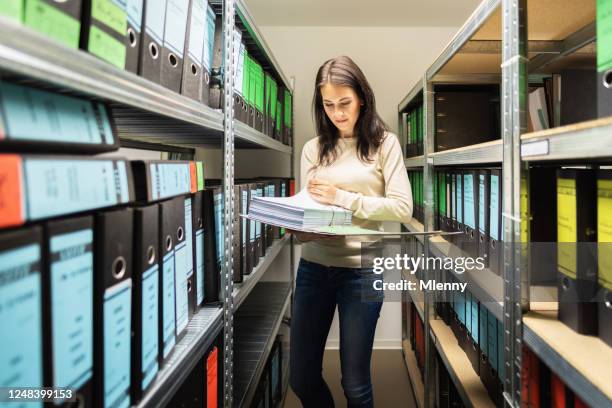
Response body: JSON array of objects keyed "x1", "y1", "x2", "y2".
[{"x1": 207, "y1": 347, "x2": 218, "y2": 408}]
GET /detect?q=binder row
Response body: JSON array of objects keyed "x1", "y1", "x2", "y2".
[
  {"x1": 405, "y1": 104, "x2": 423, "y2": 158},
  {"x1": 0, "y1": 0, "x2": 294, "y2": 146},
  {"x1": 0, "y1": 158, "x2": 227, "y2": 407},
  {"x1": 521, "y1": 346, "x2": 589, "y2": 408},
  {"x1": 555, "y1": 168, "x2": 611, "y2": 347},
  {"x1": 232, "y1": 28, "x2": 293, "y2": 145},
  {"x1": 436, "y1": 271, "x2": 504, "y2": 407},
  {"x1": 432, "y1": 167, "x2": 503, "y2": 276}
]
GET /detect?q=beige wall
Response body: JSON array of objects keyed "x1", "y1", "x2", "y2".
[{"x1": 246, "y1": 25, "x2": 460, "y2": 348}]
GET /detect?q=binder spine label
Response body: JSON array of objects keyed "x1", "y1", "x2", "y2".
[
  {"x1": 163, "y1": 0, "x2": 189, "y2": 57},
  {"x1": 89, "y1": 26, "x2": 127, "y2": 69},
  {"x1": 184, "y1": 198, "x2": 194, "y2": 278},
  {"x1": 150, "y1": 163, "x2": 191, "y2": 201},
  {"x1": 187, "y1": 0, "x2": 206, "y2": 63},
  {"x1": 597, "y1": 0, "x2": 612, "y2": 71},
  {"x1": 202, "y1": 6, "x2": 215, "y2": 71},
  {"x1": 598, "y1": 178, "x2": 612, "y2": 289},
  {"x1": 236, "y1": 43, "x2": 245, "y2": 96},
  {"x1": 162, "y1": 252, "x2": 176, "y2": 358},
  {"x1": 471, "y1": 300, "x2": 478, "y2": 342},
  {"x1": 284, "y1": 90, "x2": 292, "y2": 128},
  {"x1": 464, "y1": 174, "x2": 476, "y2": 229},
  {"x1": 24, "y1": 159, "x2": 131, "y2": 222},
  {"x1": 457, "y1": 174, "x2": 463, "y2": 224},
  {"x1": 242, "y1": 190, "x2": 248, "y2": 246},
  {"x1": 255, "y1": 188, "x2": 262, "y2": 239},
  {"x1": 195, "y1": 229, "x2": 204, "y2": 305},
  {"x1": 0, "y1": 154, "x2": 25, "y2": 228},
  {"x1": 0, "y1": 243, "x2": 43, "y2": 393},
  {"x1": 174, "y1": 239, "x2": 189, "y2": 334},
  {"x1": 0, "y1": 0, "x2": 23, "y2": 21},
  {"x1": 50, "y1": 229, "x2": 94, "y2": 390},
  {"x1": 557, "y1": 177, "x2": 577, "y2": 279},
  {"x1": 0, "y1": 83, "x2": 115, "y2": 145},
  {"x1": 25, "y1": 0, "x2": 80, "y2": 49},
  {"x1": 144, "y1": 0, "x2": 166, "y2": 43},
  {"x1": 196, "y1": 163, "x2": 204, "y2": 191},
  {"x1": 478, "y1": 174, "x2": 486, "y2": 233},
  {"x1": 92, "y1": 0, "x2": 127, "y2": 36},
  {"x1": 141, "y1": 264, "x2": 159, "y2": 390},
  {"x1": 232, "y1": 28, "x2": 242, "y2": 93},
  {"x1": 490, "y1": 174, "x2": 500, "y2": 241},
  {"x1": 126, "y1": 0, "x2": 143, "y2": 30},
  {"x1": 103, "y1": 279, "x2": 132, "y2": 408},
  {"x1": 214, "y1": 191, "x2": 224, "y2": 263}
]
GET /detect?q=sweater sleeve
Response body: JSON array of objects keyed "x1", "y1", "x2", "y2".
[
  {"x1": 300, "y1": 139, "x2": 317, "y2": 190},
  {"x1": 332, "y1": 134, "x2": 413, "y2": 223}
]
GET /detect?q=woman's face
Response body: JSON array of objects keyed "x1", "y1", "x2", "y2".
[{"x1": 320, "y1": 82, "x2": 362, "y2": 137}]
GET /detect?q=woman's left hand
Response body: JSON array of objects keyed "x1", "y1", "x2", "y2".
[{"x1": 308, "y1": 178, "x2": 338, "y2": 205}]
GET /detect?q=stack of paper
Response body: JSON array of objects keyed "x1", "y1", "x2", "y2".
[{"x1": 247, "y1": 189, "x2": 352, "y2": 230}]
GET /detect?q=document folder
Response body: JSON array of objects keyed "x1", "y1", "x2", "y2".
[
  {"x1": 139, "y1": 0, "x2": 167, "y2": 84},
  {"x1": 131, "y1": 204, "x2": 159, "y2": 402},
  {"x1": 455, "y1": 170, "x2": 464, "y2": 248},
  {"x1": 0, "y1": 226, "x2": 44, "y2": 398},
  {"x1": 208, "y1": 11, "x2": 223, "y2": 109},
  {"x1": 237, "y1": 183, "x2": 250, "y2": 277},
  {"x1": 159, "y1": 199, "x2": 177, "y2": 361},
  {"x1": 125, "y1": 0, "x2": 143, "y2": 73},
  {"x1": 203, "y1": 188, "x2": 220, "y2": 303},
  {"x1": 282, "y1": 88, "x2": 293, "y2": 145},
  {"x1": 25, "y1": 0, "x2": 81, "y2": 49},
  {"x1": 173, "y1": 196, "x2": 189, "y2": 341},
  {"x1": 131, "y1": 160, "x2": 192, "y2": 203},
  {"x1": 192, "y1": 191, "x2": 205, "y2": 308},
  {"x1": 206, "y1": 346, "x2": 218, "y2": 408},
  {"x1": 44, "y1": 216, "x2": 94, "y2": 407},
  {"x1": 0, "y1": 82, "x2": 118, "y2": 153},
  {"x1": 160, "y1": 0, "x2": 189, "y2": 92},
  {"x1": 93, "y1": 208, "x2": 133, "y2": 408},
  {"x1": 183, "y1": 193, "x2": 195, "y2": 318},
  {"x1": 81, "y1": 0, "x2": 127, "y2": 69},
  {"x1": 462, "y1": 169, "x2": 479, "y2": 259},
  {"x1": 0, "y1": 0, "x2": 24, "y2": 21},
  {"x1": 181, "y1": 0, "x2": 206, "y2": 101},
  {"x1": 598, "y1": 169, "x2": 612, "y2": 346},
  {"x1": 489, "y1": 168, "x2": 502, "y2": 275},
  {"x1": 557, "y1": 168, "x2": 598, "y2": 334},
  {"x1": 478, "y1": 169, "x2": 491, "y2": 268},
  {"x1": 0, "y1": 155, "x2": 133, "y2": 229},
  {"x1": 598, "y1": 0, "x2": 612, "y2": 118}
]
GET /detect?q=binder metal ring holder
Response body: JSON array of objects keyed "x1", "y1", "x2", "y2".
[{"x1": 112, "y1": 256, "x2": 127, "y2": 279}]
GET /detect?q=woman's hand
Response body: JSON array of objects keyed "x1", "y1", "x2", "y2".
[
  {"x1": 307, "y1": 178, "x2": 338, "y2": 205},
  {"x1": 286, "y1": 229, "x2": 336, "y2": 243}
]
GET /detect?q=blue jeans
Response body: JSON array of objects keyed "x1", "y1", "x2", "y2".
[{"x1": 290, "y1": 258, "x2": 384, "y2": 408}]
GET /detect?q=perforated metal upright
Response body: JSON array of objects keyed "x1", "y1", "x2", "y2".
[
  {"x1": 222, "y1": 0, "x2": 236, "y2": 405},
  {"x1": 501, "y1": 0, "x2": 529, "y2": 406},
  {"x1": 422, "y1": 76, "x2": 437, "y2": 408}
]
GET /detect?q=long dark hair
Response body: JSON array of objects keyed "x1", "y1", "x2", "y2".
[{"x1": 312, "y1": 55, "x2": 388, "y2": 167}]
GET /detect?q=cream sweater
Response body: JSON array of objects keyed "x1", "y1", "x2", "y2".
[{"x1": 300, "y1": 132, "x2": 413, "y2": 268}]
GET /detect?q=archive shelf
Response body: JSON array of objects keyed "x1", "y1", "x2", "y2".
[
  {"x1": 233, "y1": 282, "x2": 292, "y2": 408},
  {"x1": 233, "y1": 235, "x2": 291, "y2": 310},
  {"x1": 401, "y1": 339, "x2": 425, "y2": 408},
  {"x1": 405, "y1": 155, "x2": 426, "y2": 168},
  {"x1": 135, "y1": 306, "x2": 224, "y2": 408},
  {"x1": 520, "y1": 116, "x2": 612, "y2": 161},
  {"x1": 429, "y1": 139, "x2": 502, "y2": 166},
  {"x1": 430, "y1": 319, "x2": 496, "y2": 408},
  {"x1": 523, "y1": 311, "x2": 612, "y2": 408}
]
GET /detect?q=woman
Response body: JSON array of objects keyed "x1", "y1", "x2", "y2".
[{"x1": 289, "y1": 55, "x2": 413, "y2": 408}]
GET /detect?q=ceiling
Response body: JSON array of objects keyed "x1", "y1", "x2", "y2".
[{"x1": 244, "y1": 0, "x2": 483, "y2": 27}]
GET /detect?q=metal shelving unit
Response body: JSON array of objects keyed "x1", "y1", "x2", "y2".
[
  {"x1": 0, "y1": 1, "x2": 295, "y2": 406},
  {"x1": 398, "y1": 0, "x2": 612, "y2": 407}
]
